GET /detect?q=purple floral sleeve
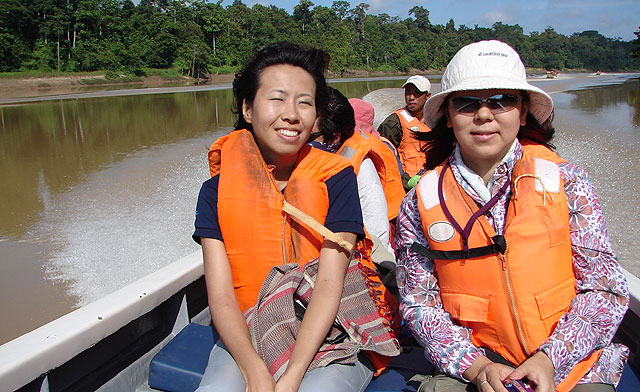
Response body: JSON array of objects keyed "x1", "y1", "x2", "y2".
[
  {"x1": 395, "y1": 189, "x2": 484, "y2": 380},
  {"x1": 538, "y1": 162, "x2": 629, "y2": 385},
  {"x1": 395, "y1": 161, "x2": 629, "y2": 386}
]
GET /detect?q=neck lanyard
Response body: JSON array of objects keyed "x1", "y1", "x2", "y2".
[{"x1": 438, "y1": 161, "x2": 510, "y2": 253}]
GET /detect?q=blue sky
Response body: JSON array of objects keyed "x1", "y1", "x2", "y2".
[{"x1": 219, "y1": 0, "x2": 639, "y2": 41}]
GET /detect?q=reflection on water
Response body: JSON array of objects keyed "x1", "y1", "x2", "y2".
[
  {"x1": 0, "y1": 90, "x2": 234, "y2": 238},
  {"x1": 0, "y1": 89, "x2": 235, "y2": 344},
  {"x1": 329, "y1": 77, "x2": 406, "y2": 98},
  {"x1": 548, "y1": 74, "x2": 640, "y2": 281},
  {"x1": 566, "y1": 77, "x2": 640, "y2": 127}
]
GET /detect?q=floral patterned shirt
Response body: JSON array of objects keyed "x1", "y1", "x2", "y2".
[{"x1": 396, "y1": 140, "x2": 629, "y2": 386}]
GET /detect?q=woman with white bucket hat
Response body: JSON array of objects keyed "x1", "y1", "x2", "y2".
[{"x1": 395, "y1": 40, "x2": 628, "y2": 392}]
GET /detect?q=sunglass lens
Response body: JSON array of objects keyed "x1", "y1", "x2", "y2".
[
  {"x1": 451, "y1": 97, "x2": 480, "y2": 113},
  {"x1": 488, "y1": 94, "x2": 520, "y2": 111}
]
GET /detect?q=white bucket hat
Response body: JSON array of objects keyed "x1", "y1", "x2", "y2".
[{"x1": 423, "y1": 40, "x2": 553, "y2": 129}]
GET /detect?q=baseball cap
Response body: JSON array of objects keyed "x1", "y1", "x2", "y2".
[{"x1": 402, "y1": 75, "x2": 431, "y2": 93}]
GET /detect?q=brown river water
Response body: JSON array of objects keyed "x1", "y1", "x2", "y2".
[{"x1": 0, "y1": 74, "x2": 638, "y2": 345}]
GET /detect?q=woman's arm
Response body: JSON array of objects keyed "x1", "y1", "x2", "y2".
[
  {"x1": 201, "y1": 238, "x2": 275, "y2": 392},
  {"x1": 532, "y1": 162, "x2": 629, "y2": 385},
  {"x1": 275, "y1": 233, "x2": 356, "y2": 392},
  {"x1": 396, "y1": 189, "x2": 485, "y2": 380},
  {"x1": 357, "y1": 158, "x2": 392, "y2": 254}
]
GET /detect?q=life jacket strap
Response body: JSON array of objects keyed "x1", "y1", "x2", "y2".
[
  {"x1": 282, "y1": 200, "x2": 354, "y2": 254},
  {"x1": 410, "y1": 234, "x2": 506, "y2": 260}
]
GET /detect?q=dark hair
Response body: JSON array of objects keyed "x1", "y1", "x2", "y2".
[
  {"x1": 417, "y1": 92, "x2": 556, "y2": 171},
  {"x1": 232, "y1": 41, "x2": 330, "y2": 132},
  {"x1": 310, "y1": 87, "x2": 355, "y2": 147}
]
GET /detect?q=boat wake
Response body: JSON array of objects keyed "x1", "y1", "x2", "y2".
[{"x1": 31, "y1": 135, "x2": 218, "y2": 305}]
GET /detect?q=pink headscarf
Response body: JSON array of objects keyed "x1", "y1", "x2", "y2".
[{"x1": 348, "y1": 98, "x2": 380, "y2": 138}]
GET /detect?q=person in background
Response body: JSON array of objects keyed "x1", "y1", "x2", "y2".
[
  {"x1": 349, "y1": 97, "x2": 404, "y2": 181},
  {"x1": 308, "y1": 89, "x2": 404, "y2": 259},
  {"x1": 377, "y1": 75, "x2": 432, "y2": 191},
  {"x1": 349, "y1": 97, "x2": 381, "y2": 138},
  {"x1": 396, "y1": 40, "x2": 628, "y2": 392},
  {"x1": 193, "y1": 42, "x2": 398, "y2": 392}
]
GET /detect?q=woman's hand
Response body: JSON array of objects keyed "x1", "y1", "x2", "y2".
[
  {"x1": 476, "y1": 363, "x2": 514, "y2": 392},
  {"x1": 274, "y1": 372, "x2": 301, "y2": 392},
  {"x1": 463, "y1": 355, "x2": 513, "y2": 392},
  {"x1": 245, "y1": 366, "x2": 276, "y2": 392},
  {"x1": 506, "y1": 351, "x2": 555, "y2": 392}
]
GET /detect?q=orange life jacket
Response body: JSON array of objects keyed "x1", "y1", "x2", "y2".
[
  {"x1": 210, "y1": 129, "x2": 350, "y2": 312},
  {"x1": 395, "y1": 108, "x2": 430, "y2": 177},
  {"x1": 414, "y1": 143, "x2": 600, "y2": 392},
  {"x1": 337, "y1": 132, "x2": 405, "y2": 220},
  {"x1": 379, "y1": 135, "x2": 401, "y2": 164},
  {"x1": 209, "y1": 130, "x2": 399, "y2": 373}
]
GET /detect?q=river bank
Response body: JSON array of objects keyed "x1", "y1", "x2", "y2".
[
  {"x1": 0, "y1": 73, "x2": 235, "y2": 102},
  {"x1": 1, "y1": 67, "x2": 575, "y2": 102},
  {"x1": 0, "y1": 73, "x2": 410, "y2": 104}
]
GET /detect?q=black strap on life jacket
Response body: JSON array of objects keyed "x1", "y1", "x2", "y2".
[
  {"x1": 410, "y1": 235, "x2": 506, "y2": 260},
  {"x1": 411, "y1": 162, "x2": 509, "y2": 260}
]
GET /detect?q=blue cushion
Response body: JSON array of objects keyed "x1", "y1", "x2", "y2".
[
  {"x1": 149, "y1": 323, "x2": 217, "y2": 392},
  {"x1": 618, "y1": 362, "x2": 640, "y2": 392}
]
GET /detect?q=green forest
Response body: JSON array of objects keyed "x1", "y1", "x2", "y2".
[{"x1": 1, "y1": 0, "x2": 639, "y2": 77}]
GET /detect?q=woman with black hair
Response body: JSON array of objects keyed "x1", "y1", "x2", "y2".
[
  {"x1": 396, "y1": 41, "x2": 628, "y2": 392},
  {"x1": 308, "y1": 88, "x2": 402, "y2": 255},
  {"x1": 193, "y1": 42, "x2": 398, "y2": 392}
]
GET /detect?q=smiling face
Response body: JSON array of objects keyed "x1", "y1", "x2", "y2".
[
  {"x1": 446, "y1": 89, "x2": 527, "y2": 176},
  {"x1": 242, "y1": 64, "x2": 317, "y2": 168}
]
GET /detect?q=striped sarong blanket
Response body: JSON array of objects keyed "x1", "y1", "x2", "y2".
[{"x1": 245, "y1": 255, "x2": 401, "y2": 380}]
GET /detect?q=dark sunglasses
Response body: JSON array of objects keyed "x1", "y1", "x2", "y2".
[{"x1": 449, "y1": 94, "x2": 521, "y2": 115}]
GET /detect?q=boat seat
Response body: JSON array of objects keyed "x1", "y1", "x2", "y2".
[
  {"x1": 148, "y1": 322, "x2": 434, "y2": 392},
  {"x1": 366, "y1": 347, "x2": 435, "y2": 392},
  {"x1": 149, "y1": 322, "x2": 218, "y2": 392}
]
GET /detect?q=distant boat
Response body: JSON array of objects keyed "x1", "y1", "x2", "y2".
[{"x1": 546, "y1": 70, "x2": 558, "y2": 79}]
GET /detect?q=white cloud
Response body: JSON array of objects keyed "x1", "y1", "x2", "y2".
[
  {"x1": 367, "y1": 0, "x2": 388, "y2": 14},
  {"x1": 544, "y1": 0, "x2": 635, "y2": 9},
  {"x1": 479, "y1": 9, "x2": 514, "y2": 26}
]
